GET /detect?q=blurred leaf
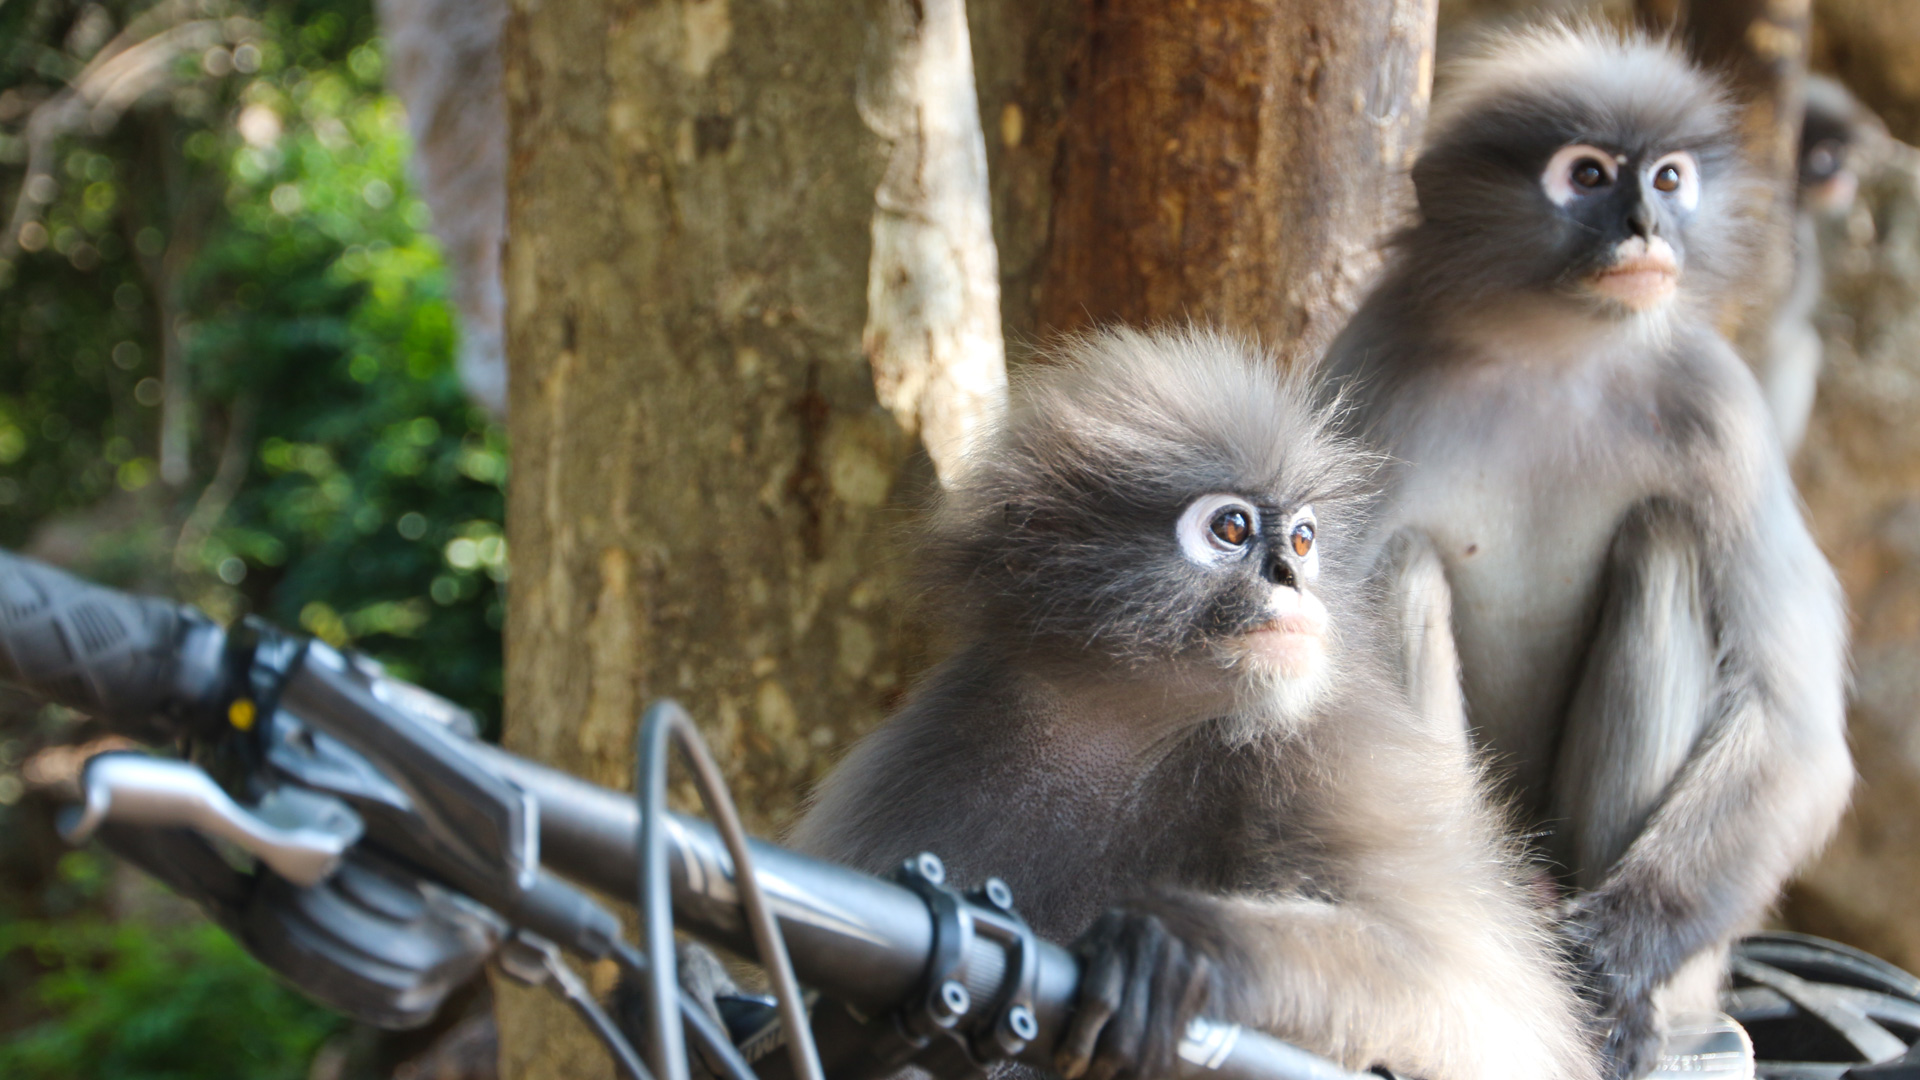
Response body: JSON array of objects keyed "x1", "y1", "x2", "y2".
[
  {"x1": 0, "y1": 916, "x2": 341, "y2": 1080},
  {"x1": 0, "y1": 0, "x2": 504, "y2": 726}
]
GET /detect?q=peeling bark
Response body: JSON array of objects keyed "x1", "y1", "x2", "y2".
[
  {"x1": 860, "y1": 0, "x2": 1009, "y2": 480},
  {"x1": 377, "y1": 0, "x2": 511, "y2": 416}
]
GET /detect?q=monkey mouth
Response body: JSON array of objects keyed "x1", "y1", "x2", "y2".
[
  {"x1": 1587, "y1": 242, "x2": 1679, "y2": 310},
  {"x1": 1236, "y1": 615, "x2": 1326, "y2": 676}
]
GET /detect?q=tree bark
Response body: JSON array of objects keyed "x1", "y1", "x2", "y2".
[
  {"x1": 1811, "y1": 0, "x2": 1920, "y2": 146},
  {"x1": 495, "y1": 0, "x2": 1003, "y2": 1076},
  {"x1": 1036, "y1": 0, "x2": 1438, "y2": 363},
  {"x1": 1780, "y1": 139, "x2": 1920, "y2": 974},
  {"x1": 495, "y1": 1, "x2": 1441, "y2": 1076}
]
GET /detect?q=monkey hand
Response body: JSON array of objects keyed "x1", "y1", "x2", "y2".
[
  {"x1": 1560, "y1": 894, "x2": 1662, "y2": 1080},
  {"x1": 1056, "y1": 906, "x2": 1218, "y2": 1080}
]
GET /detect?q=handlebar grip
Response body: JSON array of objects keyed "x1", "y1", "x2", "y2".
[{"x1": 0, "y1": 548, "x2": 211, "y2": 736}]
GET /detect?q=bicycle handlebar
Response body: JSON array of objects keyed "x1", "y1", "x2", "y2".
[
  {"x1": 0, "y1": 548, "x2": 1366, "y2": 1080},
  {"x1": 482, "y1": 748, "x2": 1365, "y2": 1080},
  {"x1": 0, "y1": 549, "x2": 224, "y2": 738}
]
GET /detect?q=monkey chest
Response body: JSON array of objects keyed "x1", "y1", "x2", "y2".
[{"x1": 1377, "y1": 400, "x2": 1671, "y2": 805}]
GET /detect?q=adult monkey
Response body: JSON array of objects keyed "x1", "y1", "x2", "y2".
[
  {"x1": 1321, "y1": 24, "x2": 1852, "y2": 1080},
  {"x1": 1760, "y1": 74, "x2": 1874, "y2": 456},
  {"x1": 789, "y1": 328, "x2": 1598, "y2": 1080}
]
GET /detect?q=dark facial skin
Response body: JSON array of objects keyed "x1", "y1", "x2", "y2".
[{"x1": 1401, "y1": 87, "x2": 1746, "y2": 313}]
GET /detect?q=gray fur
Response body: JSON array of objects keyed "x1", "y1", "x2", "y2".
[
  {"x1": 791, "y1": 328, "x2": 1599, "y2": 1080},
  {"x1": 1381, "y1": 530, "x2": 1470, "y2": 754},
  {"x1": 1321, "y1": 24, "x2": 1852, "y2": 1080},
  {"x1": 1761, "y1": 75, "x2": 1871, "y2": 454}
]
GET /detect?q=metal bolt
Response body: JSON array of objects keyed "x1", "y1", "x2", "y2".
[
  {"x1": 983, "y1": 878, "x2": 1014, "y2": 912},
  {"x1": 931, "y1": 978, "x2": 971, "y2": 1023},
  {"x1": 1007, "y1": 1005, "x2": 1038, "y2": 1042},
  {"x1": 916, "y1": 851, "x2": 946, "y2": 885}
]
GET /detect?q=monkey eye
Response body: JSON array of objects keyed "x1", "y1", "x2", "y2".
[
  {"x1": 1290, "y1": 521, "x2": 1314, "y2": 558},
  {"x1": 1177, "y1": 494, "x2": 1262, "y2": 565},
  {"x1": 1806, "y1": 140, "x2": 1843, "y2": 181},
  {"x1": 1542, "y1": 143, "x2": 1618, "y2": 207},
  {"x1": 1647, "y1": 151, "x2": 1700, "y2": 211},
  {"x1": 1211, "y1": 509, "x2": 1252, "y2": 548}
]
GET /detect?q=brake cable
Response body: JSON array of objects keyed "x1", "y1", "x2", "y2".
[{"x1": 636, "y1": 700, "x2": 826, "y2": 1080}]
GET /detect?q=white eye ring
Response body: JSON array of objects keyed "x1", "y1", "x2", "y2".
[
  {"x1": 1178, "y1": 494, "x2": 1260, "y2": 566},
  {"x1": 1648, "y1": 151, "x2": 1700, "y2": 212},
  {"x1": 1542, "y1": 144, "x2": 1618, "y2": 207},
  {"x1": 1286, "y1": 506, "x2": 1320, "y2": 580}
]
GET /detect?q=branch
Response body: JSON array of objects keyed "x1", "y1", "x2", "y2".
[
  {"x1": 2, "y1": 5, "x2": 259, "y2": 263},
  {"x1": 172, "y1": 393, "x2": 257, "y2": 576}
]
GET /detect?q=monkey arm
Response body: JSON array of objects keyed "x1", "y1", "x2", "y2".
[
  {"x1": 1117, "y1": 831, "x2": 1597, "y2": 1080},
  {"x1": 1555, "y1": 491, "x2": 1852, "y2": 1078},
  {"x1": 1059, "y1": 720, "x2": 1600, "y2": 1080},
  {"x1": 1376, "y1": 529, "x2": 1470, "y2": 751},
  {"x1": 1549, "y1": 499, "x2": 1717, "y2": 890},
  {"x1": 1757, "y1": 214, "x2": 1826, "y2": 457}
]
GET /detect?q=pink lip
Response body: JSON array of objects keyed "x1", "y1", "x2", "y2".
[
  {"x1": 1588, "y1": 254, "x2": 1678, "y2": 307},
  {"x1": 1248, "y1": 615, "x2": 1323, "y2": 637},
  {"x1": 1238, "y1": 615, "x2": 1327, "y2": 676}
]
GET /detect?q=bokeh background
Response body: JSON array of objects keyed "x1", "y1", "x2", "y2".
[
  {"x1": 0, "y1": 2, "x2": 503, "y2": 1077},
  {"x1": 8, "y1": 1, "x2": 1920, "y2": 1079}
]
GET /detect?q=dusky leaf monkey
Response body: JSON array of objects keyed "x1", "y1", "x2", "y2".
[
  {"x1": 1320, "y1": 24, "x2": 1852, "y2": 1080},
  {"x1": 1761, "y1": 74, "x2": 1874, "y2": 455},
  {"x1": 788, "y1": 328, "x2": 1599, "y2": 1080}
]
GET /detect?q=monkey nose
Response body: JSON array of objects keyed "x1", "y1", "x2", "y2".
[
  {"x1": 1628, "y1": 202, "x2": 1655, "y2": 239},
  {"x1": 1263, "y1": 555, "x2": 1298, "y2": 590}
]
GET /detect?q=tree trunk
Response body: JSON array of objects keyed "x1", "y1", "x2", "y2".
[
  {"x1": 1811, "y1": 0, "x2": 1920, "y2": 146},
  {"x1": 494, "y1": 1, "x2": 1439, "y2": 1076},
  {"x1": 1036, "y1": 0, "x2": 1438, "y2": 362},
  {"x1": 494, "y1": 0, "x2": 1004, "y2": 1076}
]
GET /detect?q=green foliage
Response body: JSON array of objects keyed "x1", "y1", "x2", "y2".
[
  {"x1": 0, "y1": 0, "x2": 505, "y2": 724},
  {"x1": 0, "y1": 911, "x2": 342, "y2": 1080},
  {"x1": 0, "y1": 3, "x2": 502, "y2": 1063}
]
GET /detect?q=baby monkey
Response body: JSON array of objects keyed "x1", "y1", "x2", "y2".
[{"x1": 790, "y1": 329, "x2": 1598, "y2": 1080}]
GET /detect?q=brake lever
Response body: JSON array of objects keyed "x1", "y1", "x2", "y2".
[
  {"x1": 60, "y1": 752, "x2": 361, "y2": 886},
  {"x1": 274, "y1": 638, "x2": 540, "y2": 894}
]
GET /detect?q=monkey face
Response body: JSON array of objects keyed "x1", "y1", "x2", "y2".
[
  {"x1": 925, "y1": 328, "x2": 1371, "y2": 702},
  {"x1": 1175, "y1": 495, "x2": 1330, "y2": 686},
  {"x1": 1540, "y1": 143, "x2": 1697, "y2": 311},
  {"x1": 1407, "y1": 25, "x2": 1752, "y2": 316},
  {"x1": 1799, "y1": 75, "x2": 1864, "y2": 215}
]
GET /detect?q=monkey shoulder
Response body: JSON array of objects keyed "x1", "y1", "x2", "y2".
[
  {"x1": 1653, "y1": 328, "x2": 1776, "y2": 459},
  {"x1": 787, "y1": 658, "x2": 1034, "y2": 864},
  {"x1": 785, "y1": 653, "x2": 1164, "y2": 920}
]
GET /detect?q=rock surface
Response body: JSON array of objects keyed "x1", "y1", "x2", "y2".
[{"x1": 1783, "y1": 138, "x2": 1920, "y2": 970}]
